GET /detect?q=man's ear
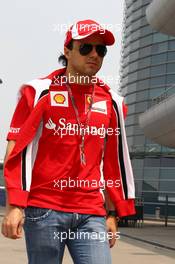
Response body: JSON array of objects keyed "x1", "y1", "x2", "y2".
[{"x1": 64, "y1": 46, "x2": 70, "y2": 60}]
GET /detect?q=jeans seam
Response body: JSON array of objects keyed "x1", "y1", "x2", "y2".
[{"x1": 25, "y1": 209, "x2": 53, "y2": 222}]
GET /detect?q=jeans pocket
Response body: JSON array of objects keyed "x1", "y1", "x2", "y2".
[{"x1": 24, "y1": 206, "x2": 53, "y2": 222}]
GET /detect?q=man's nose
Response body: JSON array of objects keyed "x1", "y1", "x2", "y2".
[{"x1": 89, "y1": 46, "x2": 98, "y2": 57}]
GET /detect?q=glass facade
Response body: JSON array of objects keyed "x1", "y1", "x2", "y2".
[
  {"x1": 121, "y1": 0, "x2": 175, "y2": 216},
  {"x1": 0, "y1": 164, "x2": 3, "y2": 186},
  {"x1": 0, "y1": 163, "x2": 5, "y2": 206}
]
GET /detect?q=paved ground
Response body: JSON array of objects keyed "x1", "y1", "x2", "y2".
[
  {"x1": 120, "y1": 220, "x2": 175, "y2": 250},
  {"x1": 0, "y1": 207, "x2": 175, "y2": 263},
  {"x1": 0, "y1": 230, "x2": 175, "y2": 264}
]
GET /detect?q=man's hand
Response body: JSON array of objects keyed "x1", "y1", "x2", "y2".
[
  {"x1": 106, "y1": 215, "x2": 118, "y2": 248},
  {"x1": 1, "y1": 205, "x2": 24, "y2": 239},
  {"x1": 2, "y1": 140, "x2": 24, "y2": 239}
]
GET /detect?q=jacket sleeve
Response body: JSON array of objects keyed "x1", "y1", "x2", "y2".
[
  {"x1": 103, "y1": 98, "x2": 136, "y2": 217},
  {"x1": 122, "y1": 100, "x2": 128, "y2": 119},
  {"x1": 4, "y1": 96, "x2": 46, "y2": 208},
  {"x1": 7, "y1": 86, "x2": 35, "y2": 141}
]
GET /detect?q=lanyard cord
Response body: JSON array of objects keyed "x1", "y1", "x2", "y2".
[
  {"x1": 65, "y1": 83, "x2": 96, "y2": 133},
  {"x1": 65, "y1": 82, "x2": 96, "y2": 166}
]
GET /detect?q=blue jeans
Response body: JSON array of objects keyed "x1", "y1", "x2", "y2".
[{"x1": 23, "y1": 207, "x2": 112, "y2": 264}]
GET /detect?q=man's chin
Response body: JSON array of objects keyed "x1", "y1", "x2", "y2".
[{"x1": 84, "y1": 67, "x2": 99, "y2": 77}]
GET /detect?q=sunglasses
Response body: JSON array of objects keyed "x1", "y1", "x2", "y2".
[{"x1": 79, "y1": 43, "x2": 107, "y2": 57}]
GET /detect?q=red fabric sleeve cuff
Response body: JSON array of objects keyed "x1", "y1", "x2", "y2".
[
  {"x1": 6, "y1": 133, "x2": 19, "y2": 141},
  {"x1": 7, "y1": 189, "x2": 29, "y2": 208},
  {"x1": 115, "y1": 199, "x2": 136, "y2": 217}
]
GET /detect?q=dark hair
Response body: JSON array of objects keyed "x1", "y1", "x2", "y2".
[{"x1": 58, "y1": 40, "x2": 73, "y2": 67}]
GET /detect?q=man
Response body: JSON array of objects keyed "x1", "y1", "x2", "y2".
[{"x1": 1, "y1": 19, "x2": 135, "y2": 264}]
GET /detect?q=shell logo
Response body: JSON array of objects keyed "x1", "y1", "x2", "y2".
[{"x1": 54, "y1": 94, "x2": 66, "y2": 104}]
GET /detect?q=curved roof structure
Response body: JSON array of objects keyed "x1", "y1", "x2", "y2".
[
  {"x1": 146, "y1": 0, "x2": 175, "y2": 36},
  {"x1": 139, "y1": 91, "x2": 175, "y2": 147}
]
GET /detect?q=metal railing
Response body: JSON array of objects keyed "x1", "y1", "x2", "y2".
[
  {"x1": 151, "y1": 83, "x2": 175, "y2": 107},
  {"x1": 129, "y1": 144, "x2": 175, "y2": 157},
  {"x1": 119, "y1": 194, "x2": 175, "y2": 227},
  {"x1": 142, "y1": 195, "x2": 175, "y2": 227}
]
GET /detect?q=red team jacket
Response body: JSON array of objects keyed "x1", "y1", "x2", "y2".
[{"x1": 4, "y1": 68, "x2": 136, "y2": 217}]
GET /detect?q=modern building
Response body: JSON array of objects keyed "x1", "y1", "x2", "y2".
[
  {"x1": 0, "y1": 161, "x2": 5, "y2": 206},
  {"x1": 0, "y1": 79, "x2": 5, "y2": 205},
  {"x1": 140, "y1": 0, "x2": 175, "y2": 148},
  {"x1": 120, "y1": 0, "x2": 175, "y2": 216}
]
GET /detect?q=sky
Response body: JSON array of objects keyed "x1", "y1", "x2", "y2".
[{"x1": 0, "y1": 0, "x2": 124, "y2": 159}]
